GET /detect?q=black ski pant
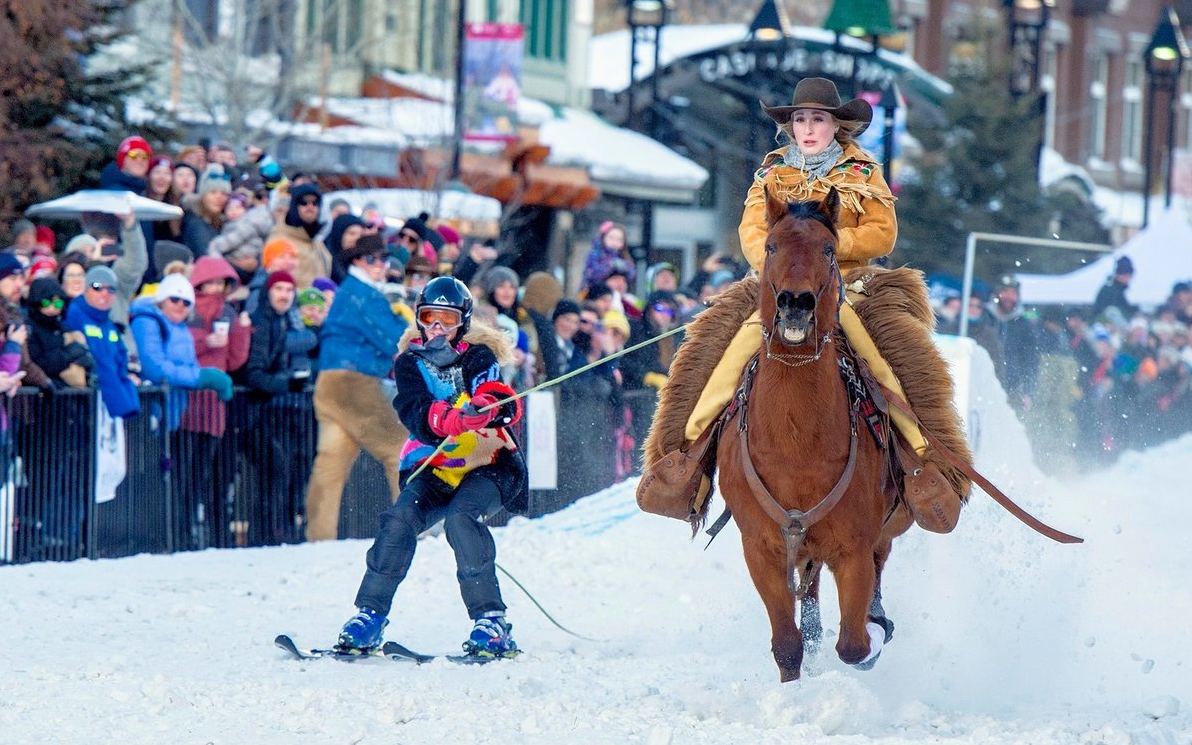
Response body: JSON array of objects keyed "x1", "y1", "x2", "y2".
[{"x1": 354, "y1": 470, "x2": 506, "y2": 619}]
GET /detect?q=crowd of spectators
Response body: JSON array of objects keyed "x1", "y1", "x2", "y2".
[
  {"x1": 13, "y1": 135, "x2": 1184, "y2": 553},
  {"x1": 1, "y1": 135, "x2": 744, "y2": 550},
  {"x1": 934, "y1": 255, "x2": 1192, "y2": 468}
]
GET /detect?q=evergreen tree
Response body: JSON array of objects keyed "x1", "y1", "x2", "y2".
[
  {"x1": 896, "y1": 58, "x2": 1109, "y2": 279},
  {"x1": 0, "y1": 1, "x2": 175, "y2": 243}
]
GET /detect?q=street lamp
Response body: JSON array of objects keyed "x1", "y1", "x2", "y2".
[
  {"x1": 1004, "y1": 0, "x2": 1053, "y2": 97},
  {"x1": 1143, "y1": 5, "x2": 1190, "y2": 228},
  {"x1": 749, "y1": 0, "x2": 790, "y2": 41},
  {"x1": 625, "y1": 0, "x2": 670, "y2": 294}
]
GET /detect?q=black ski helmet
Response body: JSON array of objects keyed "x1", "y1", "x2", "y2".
[{"x1": 415, "y1": 275, "x2": 474, "y2": 341}]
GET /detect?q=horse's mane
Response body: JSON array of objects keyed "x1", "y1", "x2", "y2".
[{"x1": 779, "y1": 200, "x2": 837, "y2": 237}]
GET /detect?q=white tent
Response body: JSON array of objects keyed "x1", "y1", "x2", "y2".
[{"x1": 1017, "y1": 206, "x2": 1192, "y2": 308}]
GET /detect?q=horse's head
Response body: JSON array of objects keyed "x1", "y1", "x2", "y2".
[{"x1": 760, "y1": 188, "x2": 842, "y2": 350}]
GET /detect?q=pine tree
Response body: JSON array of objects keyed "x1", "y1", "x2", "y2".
[
  {"x1": 896, "y1": 58, "x2": 1109, "y2": 279},
  {"x1": 0, "y1": 0, "x2": 175, "y2": 243}
]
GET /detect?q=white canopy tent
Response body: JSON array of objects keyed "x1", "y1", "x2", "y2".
[{"x1": 1017, "y1": 207, "x2": 1192, "y2": 308}]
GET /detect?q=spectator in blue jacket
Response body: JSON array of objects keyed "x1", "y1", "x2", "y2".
[
  {"x1": 130, "y1": 274, "x2": 232, "y2": 431},
  {"x1": 63, "y1": 266, "x2": 140, "y2": 419},
  {"x1": 305, "y1": 233, "x2": 410, "y2": 541}
]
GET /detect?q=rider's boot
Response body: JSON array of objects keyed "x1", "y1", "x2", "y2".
[{"x1": 637, "y1": 308, "x2": 762, "y2": 522}]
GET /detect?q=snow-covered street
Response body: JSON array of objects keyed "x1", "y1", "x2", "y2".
[{"x1": 2, "y1": 428, "x2": 1190, "y2": 744}]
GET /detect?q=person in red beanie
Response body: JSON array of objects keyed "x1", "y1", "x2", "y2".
[
  {"x1": 33, "y1": 226, "x2": 56, "y2": 257},
  {"x1": 435, "y1": 224, "x2": 462, "y2": 275}
]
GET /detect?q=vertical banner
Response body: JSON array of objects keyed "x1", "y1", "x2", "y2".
[
  {"x1": 525, "y1": 390, "x2": 558, "y2": 490},
  {"x1": 95, "y1": 398, "x2": 127, "y2": 504},
  {"x1": 464, "y1": 22, "x2": 524, "y2": 142}
]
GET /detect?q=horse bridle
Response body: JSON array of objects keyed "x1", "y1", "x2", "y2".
[{"x1": 759, "y1": 217, "x2": 847, "y2": 369}]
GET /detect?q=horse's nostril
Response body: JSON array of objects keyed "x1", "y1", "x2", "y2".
[{"x1": 777, "y1": 290, "x2": 816, "y2": 315}]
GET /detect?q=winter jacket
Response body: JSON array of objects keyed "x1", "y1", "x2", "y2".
[
  {"x1": 26, "y1": 279, "x2": 93, "y2": 382},
  {"x1": 0, "y1": 300, "x2": 49, "y2": 389},
  {"x1": 324, "y1": 213, "x2": 366, "y2": 284},
  {"x1": 180, "y1": 196, "x2": 223, "y2": 258},
  {"x1": 181, "y1": 258, "x2": 251, "y2": 436},
  {"x1": 245, "y1": 299, "x2": 318, "y2": 397},
  {"x1": 0, "y1": 342, "x2": 20, "y2": 433},
  {"x1": 64, "y1": 298, "x2": 140, "y2": 418},
  {"x1": 740, "y1": 142, "x2": 896, "y2": 273},
  {"x1": 207, "y1": 205, "x2": 273, "y2": 263},
  {"x1": 393, "y1": 328, "x2": 527, "y2": 512},
  {"x1": 1093, "y1": 279, "x2": 1138, "y2": 320},
  {"x1": 269, "y1": 185, "x2": 331, "y2": 288},
  {"x1": 110, "y1": 221, "x2": 149, "y2": 333},
  {"x1": 581, "y1": 238, "x2": 636, "y2": 291},
  {"x1": 317, "y1": 268, "x2": 408, "y2": 379},
  {"x1": 130, "y1": 297, "x2": 202, "y2": 430}
]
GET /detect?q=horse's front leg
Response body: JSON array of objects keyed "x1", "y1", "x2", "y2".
[
  {"x1": 799, "y1": 560, "x2": 823, "y2": 656},
  {"x1": 831, "y1": 549, "x2": 878, "y2": 666},
  {"x1": 741, "y1": 535, "x2": 803, "y2": 682}
]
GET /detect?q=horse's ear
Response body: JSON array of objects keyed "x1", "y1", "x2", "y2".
[
  {"x1": 763, "y1": 185, "x2": 787, "y2": 228},
  {"x1": 822, "y1": 187, "x2": 840, "y2": 224}
]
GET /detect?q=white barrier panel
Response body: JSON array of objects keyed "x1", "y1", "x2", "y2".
[{"x1": 526, "y1": 391, "x2": 558, "y2": 490}]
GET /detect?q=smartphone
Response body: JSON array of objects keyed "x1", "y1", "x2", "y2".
[{"x1": 100, "y1": 239, "x2": 124, "y2": 258}]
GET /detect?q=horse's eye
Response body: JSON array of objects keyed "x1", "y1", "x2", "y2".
[
  {"x1": 765, "y1": 243, "x2": 776, "y2": 255},
  {"x1": 823, "y1": 243, "x2": 834, "y2": 256}
]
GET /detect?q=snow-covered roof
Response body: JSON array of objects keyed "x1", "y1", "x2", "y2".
[
  {"x1": 321, "y1": 188, "x2": 503, "y2": 223},
  {"x1": 314, "y1": 71, "x2": 709, "y2": 202},
  {"x1": 587, "y1": 23, "x2": 951, "y2": 98}
]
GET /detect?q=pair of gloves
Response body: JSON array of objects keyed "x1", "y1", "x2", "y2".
[{"x1": 426, "y1": 381, "x2": 522, "y2": 439}]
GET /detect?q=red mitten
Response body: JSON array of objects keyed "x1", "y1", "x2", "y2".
[
  {"x1": 468, "y1": 393, "x2": 500, "y2": 413},
  {"x1": 427, "y1": 400, "x2": 468, "y2": 438},
  {"x1": 458, "y1": 401, "x2": 497, "y2": 431},
  {"x1": 474, "y1": 380, "x2": 522, "y2": 426}
]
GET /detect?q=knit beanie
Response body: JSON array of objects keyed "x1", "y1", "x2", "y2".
[
  {"x1": 481, "y1": 266, "x2": 519, "y2": 294},
  {"x1": 265, "y1": 271, "x2": 296, "y2": 292},
  {"x1": 297, "y1": 287, "x2": 326, "y2": 308},
  {"x1": 155, "y1": 273, "x2": 196, "y2": 305},
  {"x1": 84, "y1": 265, "x2": 119, "y2": 288},
  {"x1": 262, "y1": 238, "x2": 297, "y2": 269},
  {"x1": 199, "y1": 164, "x2": 232, "y2": 196},
  {"x1": 153, "y1": 240, "x2": 194, "y2": 275},
  {"x1": 312, "y1": 277, "x2": 338, "y2": 294}
]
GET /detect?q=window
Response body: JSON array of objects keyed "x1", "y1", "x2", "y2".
[
  {"x1": 1088, "y1": 53, "x2": 1109, "y2": 161},
  {"x1": 520, "y1": 0, "x2": 568, "y2": 62},
  {"x1": 1122, "y1": 57, "x2": 1144, "y2": 163}
]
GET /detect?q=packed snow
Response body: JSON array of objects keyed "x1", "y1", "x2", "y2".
[{"x1": 3, "y1": 349, "x2": 1190, "y2": 743}]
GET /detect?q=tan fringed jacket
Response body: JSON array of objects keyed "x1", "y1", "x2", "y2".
[{"x1": 738, "y1": 142, "x2": 897, "y2": 273}]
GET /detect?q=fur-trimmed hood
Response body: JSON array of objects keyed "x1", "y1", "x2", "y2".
[{"x1": 398, "y1": 319, "x2": 515, "y2": 365}]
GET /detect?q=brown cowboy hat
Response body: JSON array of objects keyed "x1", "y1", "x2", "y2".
[{"x1": 760, "y1": 77, "x2": 873, "y2": 134}]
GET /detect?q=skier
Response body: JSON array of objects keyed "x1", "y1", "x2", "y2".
[{"x1": 336, "y1": 276, "x2": 527, "y2": 658}]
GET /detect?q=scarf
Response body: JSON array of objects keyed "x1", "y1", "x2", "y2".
[{"x1": 784, "y1": 140, "x2": 844, "y2": 182}]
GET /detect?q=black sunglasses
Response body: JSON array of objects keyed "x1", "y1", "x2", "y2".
[
  {"x1": 167, "y1": 296, "x2": 193, "y2": 307},
  {"x1": 297, "y1": 197, "x2": 320, "y2": 206},
  {"x1": 362, "y1": 253, "x2": 385, "y2": 265},
  {"x1": 89, "y1": 283, "x2": 116, "y2": 294}
]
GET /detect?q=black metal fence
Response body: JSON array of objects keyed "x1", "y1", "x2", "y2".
[{"x1": 0, "y1": 385, "x2": 657, "y2": 565}]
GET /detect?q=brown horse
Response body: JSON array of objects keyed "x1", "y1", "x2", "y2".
[{"x1": 716, "y1": 188, "x2": 912, "y2": 682}]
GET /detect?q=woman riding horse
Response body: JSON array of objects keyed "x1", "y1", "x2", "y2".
[{"x1": 638, "y1": 77, "x2": 970, "y2": 533}]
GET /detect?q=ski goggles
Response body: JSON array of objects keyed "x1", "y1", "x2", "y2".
[{"x1": 417, "y1": 306, "x2": 463, "y2": 330}]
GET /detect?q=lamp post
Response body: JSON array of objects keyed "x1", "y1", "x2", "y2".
[
  {"x1": 879, "y1": 82, "x2": 899, "y2": 177},
  {"x1": 1143, "y1": 6, "x2": 1190, "y2": 228},
  {"x1": 625, "y1": 0, "x2": 669, "y2": 295},
  {"x1": 1004, "y1": 0, "x2": 1053, "y2": 182}
]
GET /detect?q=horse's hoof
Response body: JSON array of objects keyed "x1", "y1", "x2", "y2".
[{"x1": 850, "y1": 621, "x2": 888, "y2": 671}]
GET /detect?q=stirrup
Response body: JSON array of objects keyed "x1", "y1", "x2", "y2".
[{"x1": 904, "y1": 461, "x2": 961, "y2": 534}]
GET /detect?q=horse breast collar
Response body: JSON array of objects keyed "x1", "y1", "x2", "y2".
[{"x1": 724, "y1": 353, "x2": 860, "y2": 598}]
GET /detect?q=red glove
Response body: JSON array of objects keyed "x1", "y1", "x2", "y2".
[
  {"x1": 468, "y1": 393, "x2": 500, "y2": 413},
  {"x1": 427, "y1": 400, "x2": 495, "y2": 438},
  {"x1": 474, "y1": 380, "x2": 522, "y2": 426}
]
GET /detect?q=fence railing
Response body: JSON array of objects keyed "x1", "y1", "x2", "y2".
[{"x1": 0, "y1": 384, "x2": 657, "y2": 565}]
